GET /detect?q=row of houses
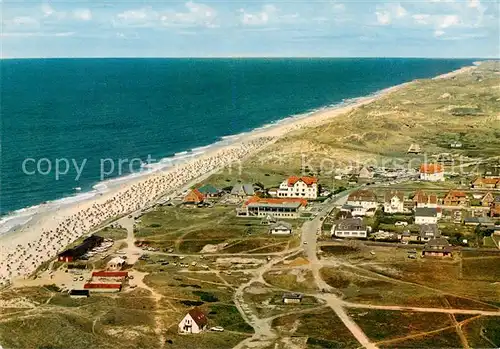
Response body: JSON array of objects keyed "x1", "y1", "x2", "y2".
[{"x1": 471, "y1": 177, "x2": 500, "y2": 190}]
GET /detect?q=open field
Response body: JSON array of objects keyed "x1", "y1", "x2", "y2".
[
  {"x1": 379, "y1": 328, "x2": 463, "y2": 348},
  {"x1": 462, "y1": 316, "x2": 500, "y2": 348},
  {"x1": 272, "y1": 308, "x2": 360, "y2": 348},
  {"x1": 348, "y1": 309, "x2": 454, "y2": 342}
]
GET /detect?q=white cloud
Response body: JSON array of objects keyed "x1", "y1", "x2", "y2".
[
  {"x1": 73, "y1": 9, "x2": 92, "y2": 21},
  {"x1": 162, "y1": 1, "x2": 217, "y2": 27},
  {"x1": 412, "y1": 14, "x2": 430, "y2": 25},
  {"x1": 41, "y1": 3, "x2": 66, "y2": 20},
  {"x1": 468, "y1": 0, "x2": 481, "y2": 8},
  {"x1": 375, "y1": 11, "x2": 391, "y2": 25},
  {"x1": 1, "y1": 31, "x2": 74, "y2": 38},
  {"x1": 438, "y1": 14, "x2": 460, "y2": 28},
  {"x1": 332, "y1": 2, "x2": 345, "y2": 12},
  {"x1": 117, "y1": 8, "x2": 154, "y2": 21},
  {"x1": 240, "y1": 4, "x2": 277, "y2": 26},
  {"x1": 375, "y1": 3, "x2": 407, "y2": 25},
  {"x1": 434, "y1": 29, "x2": 445, "y2": 36}
]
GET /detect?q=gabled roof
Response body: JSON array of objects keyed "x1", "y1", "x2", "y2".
[
  {"x1": 413, "y1": 190, "x2": 438, "y2": 204},
  {"x1": 231, "y1": 183, "x2": 255, "y2": 196},
  {"x1": 419, "y1": 224, "x2": 440, "y2": 238},
  {"x1": 185, "y1": 189, "x2": 205, "y2": 202},
  {"x1": 425, "y1": 237, "x2": 450, "y2": 247},
  {"x1": 420, "y1": 164, "x2": 443, "y2": 174},
  {"x1": 287, "y1": 176, "x2": 318, "y2": 186},
  {"x1": 445, "y1": 190, "x2": 467, "y2": 198},
  {"x1": 336, "y1": 218, "x2": 366, "y2": 231},
  {"x1": 384, "y1": 190, "x2": 404, "y2": 203},
  {"x1": 473, "y1": 177, "x2": 500, "y2": 185},
  {"x1": 198, "y1": 184, "x2": 218, "y2": 194},
  {"x1": 348, "y1": 189, "x2": 378, "y2": 203},
  {"x1": 415, "y1": 207, "x2": 438, "y2": 217},
  {"x1": 270, "y1": 221, "x2": 292, "y2": 230},
  {"x1": 188, "y1": 308, "x2": 208, "y2": 327}
]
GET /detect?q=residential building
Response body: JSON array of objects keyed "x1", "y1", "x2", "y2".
[
  {"x1": 491, "y1": 196, "x2": 500, "y2": 217},
  {"x1": 269, "y1": 221, "x2": 293, "y2": 235},
  {"x1": 277, "y1": 176, "x2": 318, "y2": 199},
  {"x1": 419, "y1": 164, "x2": 445, "y2": 182},
  {"x1": 407, "y1": 143, "x2": 422, "y2": 154},
  {"x1": 107, "y1": 257, "x2": 126, "y2": 271},
  {"x1": 471, "y1": 177, "x2": 500, "y2": 189},
  {"x1": 422, "y1": 238, "x2": 452, "y2": 258},
  {"x1": 358, "y1": 166, "x2": 373, "y2": 182},
  {"x1": 347, "y1": 190, "x2": 378, "y2": 210},
  {"x1": 415, "y1": 207, "x2": 439, "y2": 225},
  {"x1": 419, "y1": 224, "x2": 441, "y2": 242},
  {"x1": 83, "y1": 283, "x2": 122, "y2": 293},
  {"x1": 230, "y1": 183, "x2": 255, "y2": 198},
  {"x1": 383, "y1": 190, "x2": 405, "y2": 213},
  {"x1": 401, "y1": 230, "x2": 419, "y2": 244},
  {"x1": 57, "y1": 235, "x2": 104, "y2": 262},
  {"x1": 341, "y1": 204, "x2": 367, "y2": 217},
  {"x1": 237, "y1": 197, "x2": 307, "y2": 219},
  {"x1": 413, "y1": 190, "x2": 438, "y2": 208},
  {"x1": 260, "y1": 215, "x2": 277, "y2": 225},
  {"x1": 183, "y1": 189, "x2": 205, "y2": 204},
  {"x1": 463, "y1": 217, "x2": 495, "y2": 227},
  {"x1": 197, "y1": 184, "x2": 220, "y2": 198},
  {"x1": 443, "y1": 190, "x2": 468, "y2": 207},
  {"x1": 178, "y1": 309, "x2": 208, "y2": 334},
  {"x1": 332, "y1": 218, "x2": 368, "y2": 238},
  {"x1": 481, "y1": 192, "x2": 495, "y2": 207},
  {"x1": 282, "y1": 293, "x2": 303, "y2": 304}
]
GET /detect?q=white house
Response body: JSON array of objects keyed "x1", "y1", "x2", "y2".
[
  {"x1": 383, "y1": 191, "x2": 405, "y2": 213},
  {"x1": 277, "y1": 176, "x2": 318, "y2": 199},
  {"x1": 332, "y1": 218, "x2": 368, "y2": 238},
  {"x1": 178, "y1": 309, "x2": 208, "y2": 334},
  {"x1": 347, "y1": 190, "x2": 378, "y2": 210},
  {"x1": 415, "y1": 208, "x2": 439, "y2": 225},
  {"x1": 269, "y1": 221, "x2": 292, "y2": 235},
  {"x1": 419, "y1": 164, "x2": 445, "y2": 182},
  {"x1": 107, "y1": 257, "x2": 126, "y2": 271}
]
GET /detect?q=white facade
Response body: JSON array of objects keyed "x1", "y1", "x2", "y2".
[
  {"x1": 277, "y1": 179, "x2": 318, "y2": 199},
  {"x1": 420, "y1": 172, "x2": 445, "y2": 182},
  {"x1": 333, "y1": 229, "x2": 368, "y2": 238},
  {"x1": 415, "y1": 216, "x2": 438, "y2": 225},
  {"x1": 384, "y1": 196, "x2": 404, "y2": 213},
  {"x1": 346, "y1": 199, "x2": 378, "y2": 210},
  {"x1": 351, "y1": 206, "x2": 368, "y2": 217},
  {"x1": 270, "y1": 223, "x2": 292, "y2": 235},
  {"x1": 179, "y1": 313, "x2": 204, "y2": 334}
]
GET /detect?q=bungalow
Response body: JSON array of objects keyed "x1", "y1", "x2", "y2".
[
  {"x1": 481, "y1": 192, "x2": 495, "y2": 207},
  {"x1": 282, "y1": 293, "x2": 303, "y2": 304},
  {"x1": 269, "y1": 221, "x2": 293, "y2": 235},
  {"x1": 341, "y1": 204, "x2": 368, "y2": 217},
  {"x1": 419, "y1": 224, "x2": 441, "y2": 242},
  {"x1": 107, "y1": 257, "x2": 126, "y2": 271},
  {"x1": 443, "y1": 190, "x2": 468, "y2": 207},
  {"x1": 347, "y1": 190, "x2": 378, "y2": 210},
  {"x1": 260, "y1": 215, "x2": 277, "y2": 225},
  {"x1": 83, "y1": 283, "x2": 122, "y2": 293},
  {"x1": 277, "y1": 176, "x2": 318, "y2": 199},
  {"x1": 422, "y1": 238, "x2": 452, "y2": 258},
  {"x1": 231, "y1": 183, "x2": 255, "y2": 198},
  {"x1": 471, "y1": 177, "x2": 500, "y2": 189},
  {"x1": 178, "y1": 308, "x2": 208, "y2": 334},
  {"x1": 358, "y1": 166, "x2": 373, "y2": 182},
  {"x1": 332, "y1": 218, "x2": 368, "y2": 238},
  {"x1": 413, "y1": 190, "x2": 438, "y2": 209},
  {"x1": 401, "y1": 230, "x2": 419, "y2": 244},
  {"x1": 197, "y1": 184, "x2": 220, "y2": 198},
  {"x1": 183, "y1": 189, "x2": 205, "y2": 204},
  {"x1": 419, "y1": 164, "x2": 445, "y2": 182},
  {"x1": 415, "y1": 207, "x2": 439, "y2": 225},
  {"x1": 57, "y1": 235, "x2": 104, "y2": 263},
  {"x1": 463, "y1": 217, "x2": 495, "y2": 227},
  {"x1": 383, "y1": 190, "x2": 405, "y2": 213},
  {"x1": 237, "y1": 197, "x2": 307, "y2": 219}
]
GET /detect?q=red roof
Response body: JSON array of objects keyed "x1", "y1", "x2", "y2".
[
  {"x1": 244, "y1": 196, "x2": 308, "y2": 207},
  {"x1": 446, "y1": 190, "x2": 467, "y2": 198},
  {"x1": 188, "y1": 308, "x2": 208, "y2": 327},
  {"x1": 84, "y1": 283, "x2": 122, "y2": 289},
  {"x1": 414, "y1": 190, "x2": 438, "y2": 204},
  {"x1": 287, "y1": 176, "x2": 318, "y2": 186},
  {"x1": 92, "y1": 271, "x2": 128, "y2": 278},
  {"x1": 420, "y1": 164, "x2": 443, "y2": 174}
]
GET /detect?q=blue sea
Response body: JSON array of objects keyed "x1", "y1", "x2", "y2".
[{"x1": 0, "y1": 58, "x2": 475, "y2": 231}]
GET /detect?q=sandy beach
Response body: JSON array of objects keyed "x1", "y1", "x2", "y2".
[{"x1": 0, "y1": 66, "x2": 472, "y2": 286}]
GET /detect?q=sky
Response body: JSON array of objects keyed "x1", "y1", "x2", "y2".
[{"x1": 1, "y1": 0, "x2": 499, "y2": 58}]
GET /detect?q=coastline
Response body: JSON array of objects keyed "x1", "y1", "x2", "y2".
[{"x1": 0, "y1": 63, "x2": 476, "y2": 285}]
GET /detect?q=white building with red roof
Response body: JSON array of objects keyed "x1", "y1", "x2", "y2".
[
  {"x1": 277, "y1": 176, "x2": 318, "y2": 199},
  {"x1": 179, "y1": 308, "x2": 208, "y2": 334},
  {"x1": 419, "y1": 164, "x2": 444, "y2": 182}
]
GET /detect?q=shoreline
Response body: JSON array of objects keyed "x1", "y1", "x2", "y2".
[{"x1": 0, "y1": 63, "x2": 476, "y2": 285}]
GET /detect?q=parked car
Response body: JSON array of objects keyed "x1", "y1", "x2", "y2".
[
  {"x1": 210, "y1": 326, "x2": 224, "y2": 332},
  {"x1": 395, "y1": 221, "x2": 408, "y2": 226}
]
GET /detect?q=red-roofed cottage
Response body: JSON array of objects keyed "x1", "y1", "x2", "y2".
[
  {"x1": 183, "y1": 189, "x2": 205, "y2": 204},
  {"x1": 419, "y1": 164, "x2": 444, "y2": 182},
  {"x1": 277, "y1": 176, "x2": 318, "y2": 199},
  {"x1": 178, "y1": 308, "x2": 208, "y2": 334}
]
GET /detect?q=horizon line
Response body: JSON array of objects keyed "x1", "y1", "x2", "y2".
[{"x1": 1, "y1": 56, "x2": 497, "y2": 60}]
